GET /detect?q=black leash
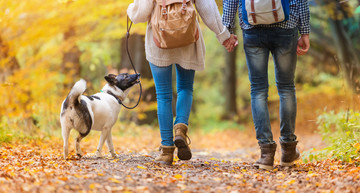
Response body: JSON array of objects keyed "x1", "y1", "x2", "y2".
[{"x1": 118, "y1": 16, "x2": 142, "y2": 110}]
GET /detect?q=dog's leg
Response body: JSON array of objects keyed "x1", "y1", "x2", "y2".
[
  {"x1": 62, "y1": 126, "x2": 71, "y2": 160},
  {"x1": 75, "y1": 134, "x2": 84, "y2": 158},
  {"x1": 105, "y1": 129, "x2": 117, "y2": 158},
  {"x1": 96, "y1": 128, "x2": 110, "y2": 158}
]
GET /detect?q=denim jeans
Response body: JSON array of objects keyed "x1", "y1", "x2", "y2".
[
  {"x1": 243, "y1": 27, "x2": 298, "y2": 144},
  {"x1": 149, "y1": 63, "x2": 195, "y2": 146}
]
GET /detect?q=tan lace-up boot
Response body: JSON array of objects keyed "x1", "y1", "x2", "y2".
[
  {"x1": 174, "y1": 123, "x2": 192, "y2": 160},
  {"x1": 155, "y1": 145, "x2": 175, "y2": 165}
]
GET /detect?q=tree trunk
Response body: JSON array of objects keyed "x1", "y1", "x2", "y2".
[
  {"x1": 222, "y1": 46, "x2": 238, "y2": 120},
  {"x1": 121, "y1": 34, "x2": 157, "y2": 125},
  {"x1": 327, "y1": 2, "x2": 360, "y2": 92},
  {"x1": 62, "y1": 26, "x2": 81, "y2": 88},
  {"x1": 0, "y1": 35, "x2": 20, "y2": 82}
]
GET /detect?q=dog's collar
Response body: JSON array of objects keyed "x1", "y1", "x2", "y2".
[{"x1": 106, "y1": 91, "x2": 123, "y2": 105}]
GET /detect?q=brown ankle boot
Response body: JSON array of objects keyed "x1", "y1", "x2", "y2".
[
  {"x1": 174, "y1": 123, "x2": 192, "y2": 160},
  {"x1": 254, "y1": 143, "x2": 277, "y2": 170},
  {"x1": 155, "y1": 145, "x2": 175, "y2": 165},
  {"x1": 280, "y1": 141, "x2": 300, "y2": 167}
]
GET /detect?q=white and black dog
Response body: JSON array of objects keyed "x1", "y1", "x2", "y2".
[{"x1": 60, "y1": 73, "x2": 140, "y2": 159}]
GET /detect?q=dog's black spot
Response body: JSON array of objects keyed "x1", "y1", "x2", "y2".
[
  {"x1": 85, "y1": 95, "x2": 100, "y2": 101},
  {"x1": 85, "y1": 96, "x2": 94, "y2": 101},
  {"x1": 63, "y1": 96, "x2": 69, "y2": 109},
  {"x1": 91, "y1": 95, "x2": 101, "y2": 100},
  {"x1": 76, "y1": 136, "x2": 83, "y2": 143},
  {"x1": 61, "y1": 97, "x2": 69, "y2": 117},
  {"x1": 74, "y1": 99, "x2": 92, "y2": 138}
]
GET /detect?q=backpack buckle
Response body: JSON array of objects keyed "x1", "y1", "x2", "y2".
[
  {"x1": 181, "y1": 3, "x2": 187, "y2": 10},
  {"x1": 162, "y1": 8, "x2": 168, "y2": 15},
  {"x1": 181, "y1": 3, "x2": 187, "y2": 14}
]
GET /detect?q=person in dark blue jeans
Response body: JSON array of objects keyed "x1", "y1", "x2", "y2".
[{"x1": 223, "y1": 0, "x2": 311, "y2": 170}]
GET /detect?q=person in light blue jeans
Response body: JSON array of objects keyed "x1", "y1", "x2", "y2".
[
  {"x1": 223, "y1": 0, "x2": 311, "y2": 170},
  {"x1": 149, "y1": 63, "x2": 195, "y2": 147},
  {"x1": 128, "y1": 0, "x2": 238, "y2": 165}
]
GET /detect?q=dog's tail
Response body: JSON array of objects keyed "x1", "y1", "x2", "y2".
[{"x1": 67, "y1": 79, "x2": 86, "y2": 105}]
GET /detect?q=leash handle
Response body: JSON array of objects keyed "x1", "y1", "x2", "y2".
[{"x1": 120, "y1": 16, "x2": 142, "y2": 110}]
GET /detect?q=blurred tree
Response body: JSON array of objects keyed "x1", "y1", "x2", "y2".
[
  {"x1": 312, "y1": 0, "x2": 360, "y2": 92},
  {"x1": 222, "y1": 41, "x2": 238, "y2": 120},
  {"x1": 120, "y1": 34, "x2": 157, "y2": 124},
  {"x1": 62, "y1": 26, "x2": 82, "y2": 88},
  {"x1": 0, "y1": 35, "x2": 19, "y2": 82}
]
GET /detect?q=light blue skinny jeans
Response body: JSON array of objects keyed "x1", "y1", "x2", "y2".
[
  {"x1": 243, "y1": 27, "x2": 298, "y2": 144},
  {"x1": 149, "y1": 63, "x2": 195, "y2": 146}
]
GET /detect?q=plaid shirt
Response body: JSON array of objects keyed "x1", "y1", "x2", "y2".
[{"x1": 222, "y1": 0, "x2": 311, "y2": 34}]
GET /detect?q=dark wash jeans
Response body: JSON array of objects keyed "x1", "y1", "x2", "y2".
[{"x1": 243, "y1": 27, "x2": 298, "y2": 144}]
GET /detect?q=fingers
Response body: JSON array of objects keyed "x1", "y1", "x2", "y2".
[
  {"x1": 297, "y1": 40, "x2": 310, "y2": 56},
  {"x1": 223, "y1": 34, "x2": 239, "y2": 52},
  {"x1": 297, "y1": 34, "x2": 310, "y2": 56}
]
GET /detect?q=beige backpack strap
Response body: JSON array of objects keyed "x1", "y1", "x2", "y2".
[
  {"x1": 162, "y1": 0, "x2": 168, "y2": 20},
  {"x1": 250, "y1": 0, "x2": 257, "y2": 24}
]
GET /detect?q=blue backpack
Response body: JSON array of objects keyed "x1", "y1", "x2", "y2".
[{"x1": 242, "y1": 0, "x2": 290, "y2": 25}]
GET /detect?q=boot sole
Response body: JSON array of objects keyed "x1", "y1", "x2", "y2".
[
  {"x1": 258, "y1": 164, "x2": 273, "y2": 170},
  {"x1": 280, "y1": 155, "x2": 300, "y2": 167},
  {"x1": 154, "y1": 160, "x2": 173, "y2": 166},
  {"x1": 174, "y1": 136, "x2": 192, "y2": 160}
]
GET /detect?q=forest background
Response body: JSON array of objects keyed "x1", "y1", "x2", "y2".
[{"x1": 0, "y1": 0, "x2": 360, "y2": 177}]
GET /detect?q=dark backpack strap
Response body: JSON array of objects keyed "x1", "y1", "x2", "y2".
[
  {"x1": 272, "y1": 0, "x2": 279, "y2": 22},
  {"x1": 250, "y1": 0, "x2": 257, "y2": 24}
]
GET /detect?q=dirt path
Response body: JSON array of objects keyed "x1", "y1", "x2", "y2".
[
  {"x1": 1, "y1": 139, "x2": 359, "y2": 193},
  {"x1": 1, "y1": 93, "x2": 359, "y2": 192}
]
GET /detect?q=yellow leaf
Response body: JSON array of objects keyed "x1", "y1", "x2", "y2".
[
  {"x1": 288, "y1": 180, "x2": 296, "y2": 184},
  {"x1": 204, "y1": 161, "x2": 210, "y2": 165},
  {"x1": 74, "y1": 174, "x2": 82, "y2": 178},
  {"x1": 173, "y1": 174, "x2": 182, "y2": 179},
  {"x1": 98, "y1": 173, "x2": 104, "y2": 176},
  {"x1": 137, "y1": 166, "x2": 146, "y2": 170},
  {"x1": 89, "y1": 184, "x2": 96, "y2": 189},
  {"x1": 109, "y1": 177, "x2": 121, "y2": 184}
]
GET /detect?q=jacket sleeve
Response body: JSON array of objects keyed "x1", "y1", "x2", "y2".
[
  {"x1": 298, "y1": 0, "x2": 311, "y2": 34},
  {"x1": 195, "y1": 0, "x2": 231, "y2": 44},
  {"x1": 222, "y1": 0, "x2": 240, "y2": 34},
  {"x1": 127, "y1": 0, "x2": 154, "y2": 24}
]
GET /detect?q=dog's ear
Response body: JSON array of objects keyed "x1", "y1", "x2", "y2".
[{"x1": 104, "y1": 74, "x2": 117, "y2": 85}]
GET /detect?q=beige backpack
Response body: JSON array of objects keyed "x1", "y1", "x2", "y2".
[{"x1": 151, "y1": 0, "x2": 199, "y2": 49}]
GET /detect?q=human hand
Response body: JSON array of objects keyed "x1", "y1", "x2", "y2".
[
  {"x1": 223, "y1": 34, "x2": 238, "y2": 52},
  {"x1": 297, "y1": 34, "x2": 310, "y2": 56}
]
